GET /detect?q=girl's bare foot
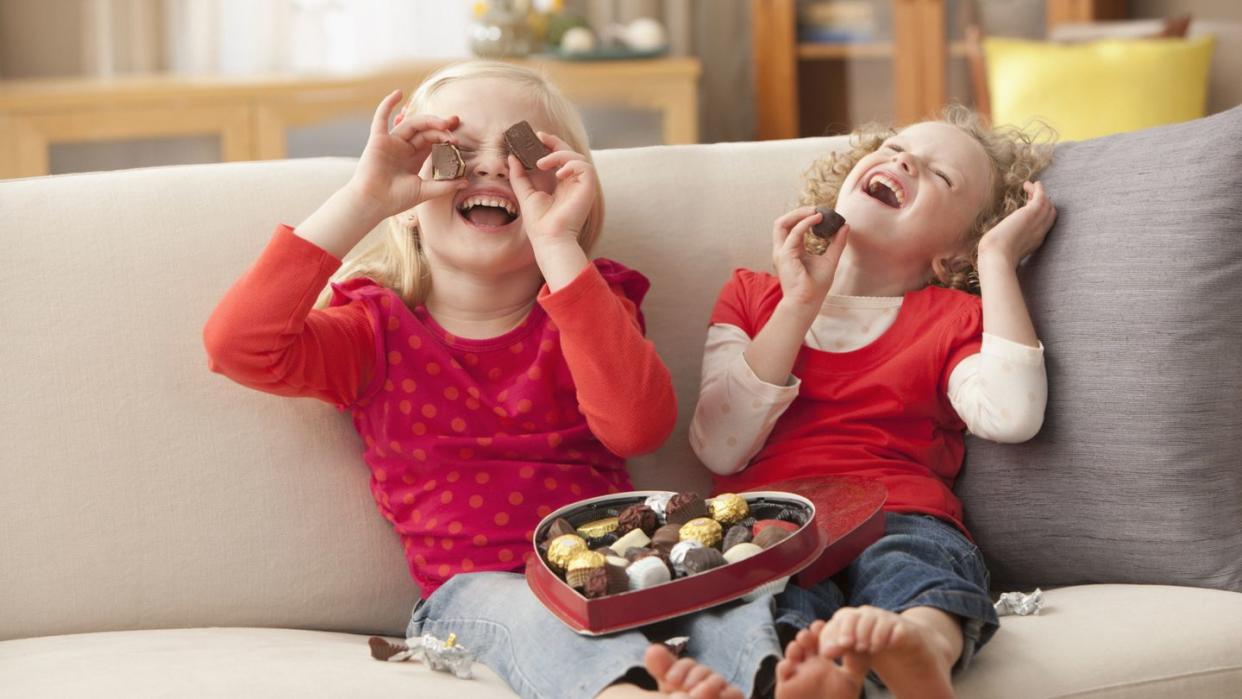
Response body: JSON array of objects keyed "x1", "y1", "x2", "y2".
[
  {"x1": 817, "y1": 606, "x2": 958, "y2": 699},
  {"x1": 774, "y1": 621, "x2": 868, "y2": 699},
  {"x1": 643, "y1": 643, "x2": 746, "y2": 699}
]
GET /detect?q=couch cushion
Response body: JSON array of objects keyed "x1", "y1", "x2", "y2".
[
  {"x1": 957, "y1": 106, "x2": 1242, "y2": 592},
  {"x1": 0, "y1": 627, "x2": 515, "y2": 698},
  {"x1": 3, "y1": 586, "x2": 1238, "y2": 698},
  {"x1": 0, "y1": 160, "x2": 420, "y2": 641},
  {"x1": 874, "y1": 584, "x2": 1242, "y2": 699}
]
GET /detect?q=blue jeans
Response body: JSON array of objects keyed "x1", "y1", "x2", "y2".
[
  {"x1": 773, "y1": 512, "x2": 999, "y2": 676},
  {"x1": 407, "y1": 512, "x2": 997, "y2": 698},
  {"x1": 407, "y1": 572, "x2": 784, "y2": 699}
]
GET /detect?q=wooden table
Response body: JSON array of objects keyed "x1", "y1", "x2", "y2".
[{"x1": 0, "y1": 58, "x2": 701, "y2": 179}]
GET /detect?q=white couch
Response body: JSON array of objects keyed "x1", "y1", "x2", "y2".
[{"x1": 3, "y1": 139, "x2": 1241, "y2": 697}]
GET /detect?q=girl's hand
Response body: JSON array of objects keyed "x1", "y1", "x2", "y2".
[
  {"x1": 509, "y1": 132, "x2": 596, "y2": 250},
  {"x1": 772, "y1": 207, "x2": 850, "y2": 308},
  {"x1": 345, "y1": 90, "x2": 465, "y2": 221},
  {"x1": 978, "y1": 181, "x2": 1057, "y2": 267}
]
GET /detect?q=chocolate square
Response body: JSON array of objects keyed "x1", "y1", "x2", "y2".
[
  {"x1": 431, "y1": 143, "x2": 465, "y2": 181},
  {"x1": 504, "y1": 120, "x2": 552, "y2": 170}
]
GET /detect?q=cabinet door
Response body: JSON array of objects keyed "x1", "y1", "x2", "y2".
[{"x1": 753, "y1": 0, "x2": 933, "y2": 138}]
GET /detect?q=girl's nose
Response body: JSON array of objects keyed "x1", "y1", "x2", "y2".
[
  {"x1": 471, "y1": 148, "x2": 509, "y2": 180},
  {"x1": 893, "y1": 151, "x2": 917, "y2": 176}
]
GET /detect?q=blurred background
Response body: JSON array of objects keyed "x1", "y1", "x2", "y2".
[{"x1": 1, "y1": 0, "x2": 1239, "y2": 179}]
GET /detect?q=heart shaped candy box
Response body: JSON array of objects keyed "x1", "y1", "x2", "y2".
[{"x1": 525, "y1": 485, "x2": 883, "y2": 635}]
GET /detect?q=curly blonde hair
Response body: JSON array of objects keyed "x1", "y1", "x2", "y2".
[
  {"x1": 315, "y1": 60, "x2": 603, "y2": 309},
  {"x1": 800, "y1": 104, "x2": 1056, "y2": 292}
]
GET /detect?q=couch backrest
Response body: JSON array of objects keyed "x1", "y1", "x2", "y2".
[{"x1": 0, "y1": 138, "x2": 841, "y2": 641}]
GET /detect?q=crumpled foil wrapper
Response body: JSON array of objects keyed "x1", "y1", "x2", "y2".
[
  {"x1": 994, "y1": 588, "x2": 1044, "y2": 617},
  {"x1": 372, "y1": 633, "x2": 475, "y2": 679},
  {"x1": 644, "y1": 492, "x2": 673, "y2": 519}
]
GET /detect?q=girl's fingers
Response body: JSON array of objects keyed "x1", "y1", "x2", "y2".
[
  {"x1": 537, "y1": 149, "x2": 586, "y2": 171},
  {"x1": 775, "y1": 207, "x2": 819, "y2": 234},
  {"x1": 782, "y1": 212, "x2": 821, "y2": 256},
  {"x1": 417, "y1": 178, "x2": 468, "y2": 203},
  {"x1": 555, "y1": 160, "x2": 591, "y2": 181},
  {"x1": 536, "y1": 130, "x2": 573, "y2": 154},
  {"x1": 370, "y1": 90, "x2": 403, "y2": 137},
  {"x1": 508, "y1": 154, "x2": 537, "y2": 201},
  {"x1": 391, "y1": 114, "x2": 459, "y2": 143}
]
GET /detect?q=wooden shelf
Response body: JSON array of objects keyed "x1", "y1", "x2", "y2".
[
  {"x1": 797, "y1": 41, "x2": 970, "y2": 61},
  {"x1": 752, "y1": 0, "x2": 1123, "y2": 140}
]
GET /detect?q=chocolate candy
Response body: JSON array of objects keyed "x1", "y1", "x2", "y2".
[
  {"x1": 610, "y1": 528, "x2": 651, "y2": 556},
  {"x1": 753, "y1": 526, "x2": 791, "y2": 549},
  {"x1": 669, "y1": 540, "x2": 703, "y2": 577},
  {"x1": 722, "y1": 524, "x2": 753, "y2": 552},
  {"x1": 665, "y1": 492, "x2": 708, "y2": 525},
  {"x1": 504, "y1": 120, "x2": 551, "y2": 169},
  {"x1": 723, "y1": 542, "x2": 764, "y2": 564},
  {"x1": 651, "y1": 523, "x2": 683, "y2": 553},
  {"x1": 431, "y1": 143, "x2": 465, "y2": 180},
  {"x1": 547, "y1": 533, "x2": 588, "y2": 573},
  {"x1": 546, "y1": 518, "x2": 576, "y2": 542},
  {"x1": 679, "y1": 517, "x2": 723, "y2": 549},
  {"x1": 707, "y1": 493, "x2": 749, "y2": 526},
  {"x1": 618, "y1": 504, "x2": 659, "y2": 537},
  {"x1": 566, "y1": 550, "x2": 606, "y2": 588},
  {"x1": 626, "y1": 555, "x2": 671, "y2": 589},
  {"x1": 681, "y1": 547, "x2": 727, "y2": 575},
  {"x1": 803, "y1": 206, "x2": 846, "y2": 255},
  {"x1": 576, "y1": 516, "x2": 619, "y2": 540},
  {"x1": 604, "y1": 558, "x2": 631, "y2": 594},
  {"x1": 582, "y1": 567, "x2": 609, "y2": 598}
]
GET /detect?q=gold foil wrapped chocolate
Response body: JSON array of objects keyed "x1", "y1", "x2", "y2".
[
  {"x1": 547, "y1": 534, "x2": 588, "y2": 573},
  {"x1": 708, "y1": 493, "x2": 749, "y2": 527},
  {"x1": 576, "y1": 516, "x2": 619, "y2": 540},
  {"x1": 565, "y1": 550, "x2": 607, "y2": 588},
  {"x1": 679, "y1": 517, "x2": 723, "y2": 549}
]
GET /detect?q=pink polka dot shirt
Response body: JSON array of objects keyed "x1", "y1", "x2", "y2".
[{"x1": 204, "y1": 226, "x2": 677, "y2": 597}]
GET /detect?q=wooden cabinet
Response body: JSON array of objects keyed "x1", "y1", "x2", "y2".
[{"x1": 751, "y1": 0, "x2": 1125, "y2": 139}]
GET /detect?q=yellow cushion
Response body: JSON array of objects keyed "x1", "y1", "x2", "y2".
[{"x1": 984, "y1": 35, "x2": 1215, "y2": 141}]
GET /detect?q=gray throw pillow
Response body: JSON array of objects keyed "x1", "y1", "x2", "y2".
[{"x1": 956, "y1": 105, "x2": 1242, "y2": 592}]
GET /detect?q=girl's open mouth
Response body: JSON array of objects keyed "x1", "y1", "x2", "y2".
[
  {"x1": 864, "y1": 171, "x2": 906, "y2": 208},
  {"x1": 456, "y1": 194, "x2": 520, "y2": 231}
]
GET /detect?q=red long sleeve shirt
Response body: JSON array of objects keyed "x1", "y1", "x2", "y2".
[{"x1": 204, "y1": 225, "x2": 677, "y2": 596}]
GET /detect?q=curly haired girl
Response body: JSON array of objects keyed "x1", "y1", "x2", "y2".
[{"x1": 690, "y1": 106, "x2": 1056, "y2": 698}]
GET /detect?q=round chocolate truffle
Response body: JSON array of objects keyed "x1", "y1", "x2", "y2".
[
  {"x1": 547, "y1": 534, "x2": 588, "y2": 573},
  {"x1": 679, "y1": 517, "x2": 723, "y2": 549},
  {"x1": 617, "y1": 504, "x2": 659, "y2": 537},
  {"x1": 707, "y1": 493, "x2": 750, "y2": 527}
]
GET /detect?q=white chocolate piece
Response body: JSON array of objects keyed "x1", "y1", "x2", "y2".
[
  {"x1": 626, "y1": 556, "x2": 671, "y2": 589},
  {"x1": 610, "y1": 528, "x2": 651, "y2": 555},
  {"x1": 723, "y1": 542, "x2": 764, "y2": 564}
]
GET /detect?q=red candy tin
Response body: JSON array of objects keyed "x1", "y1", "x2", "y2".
[{"x1": 525, "y1": 476, "x2": 886, "y2": 635}]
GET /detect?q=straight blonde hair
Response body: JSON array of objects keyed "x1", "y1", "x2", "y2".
[{"x1": 316, "y1": 60, "x2": 604, "y2": 309}]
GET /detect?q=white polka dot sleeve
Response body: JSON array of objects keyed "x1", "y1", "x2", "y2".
[
  {"x1": 689, "y1": 323, "x2": 800, "y2": 475},
  {"x1": 946, "y1": 333, "x2": 1048, "y2": 443}
]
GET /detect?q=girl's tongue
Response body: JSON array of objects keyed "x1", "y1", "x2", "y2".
[{"x1": 466, "y1": 205, "x2": 513, "y2": 227}]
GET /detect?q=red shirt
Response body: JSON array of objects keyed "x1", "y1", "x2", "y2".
[
  {"x1": 204, "y1": 226, "x2": 677, "y2": 595},
  {"x1": 708, "y1": 269, "x2": 982, "y2": 535}
]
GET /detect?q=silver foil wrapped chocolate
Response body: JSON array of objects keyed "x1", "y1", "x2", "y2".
[
  {"x1": 368, "y1": 633, "x2": 475, "y2": 679},
  {"x1": 994, "y1": 588, "x2": 1044, "y2": 617}
]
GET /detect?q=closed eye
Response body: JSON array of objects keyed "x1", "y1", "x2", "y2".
[{"x1": 935, "y1": 170, "x2": 952, "y2": 186}]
